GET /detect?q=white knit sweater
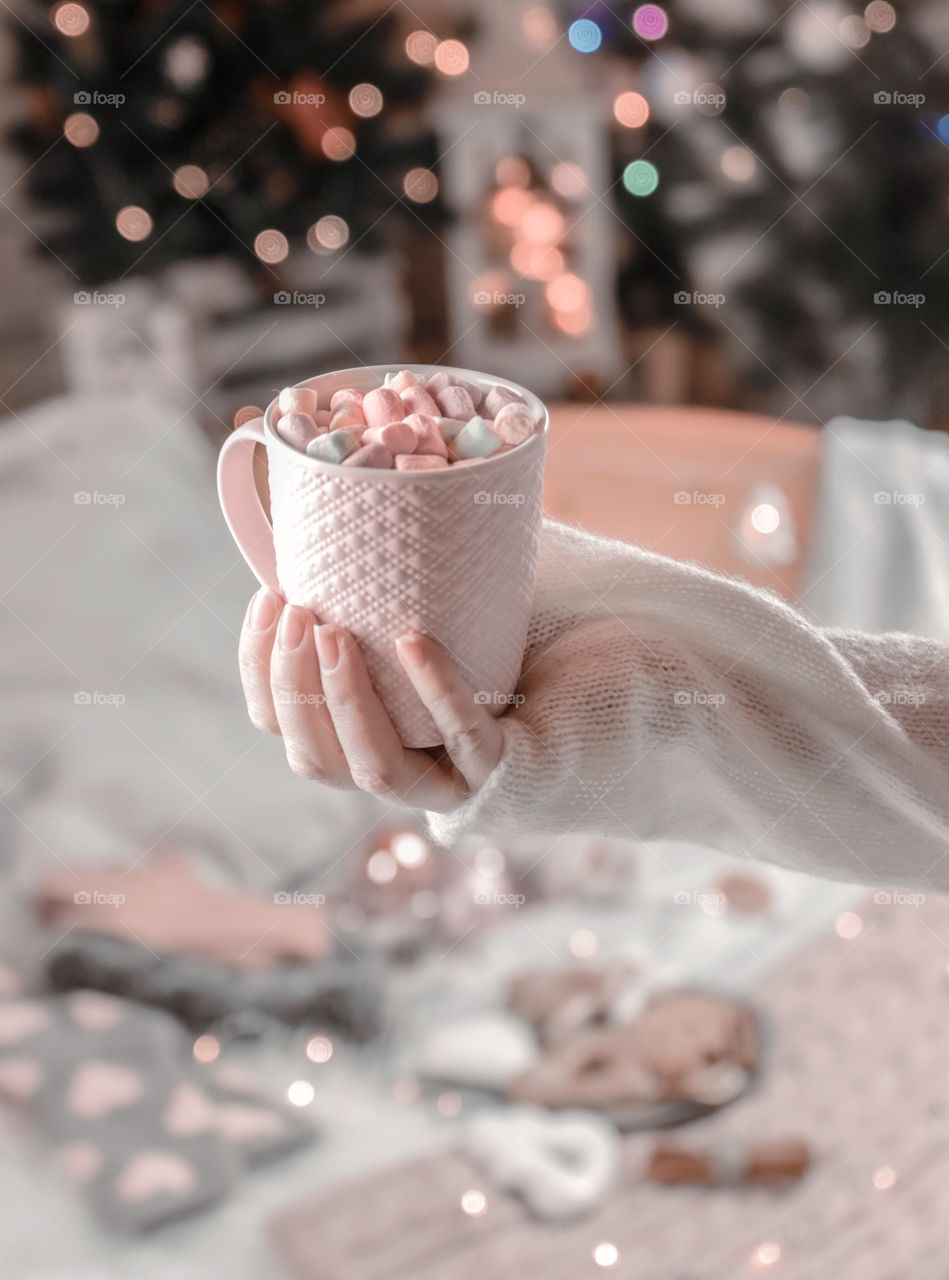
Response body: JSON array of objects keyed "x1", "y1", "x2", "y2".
[{"x1": 428, "y1": 522, "x2": 949, "y2": 889}]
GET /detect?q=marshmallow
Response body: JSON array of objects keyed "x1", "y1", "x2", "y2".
[
  {"x1": 435, "y1": 416, "x2": 466, "y2": 442},
  {"x1": 404, "y1": 414, "x2": 448, "y2": 459},
  {"x1": 362, "y1": 387, "x2": 405, "y2": 428},
  {"x1": 451, "y1": 415, "x2": 502, "y2": 460},
  {"x1": 400, "y1": 385, "x2": 441, "y2": 418},
  {"x1": 342, "y1": 443, "x2": 393, "y2": 469},
  {"x1": 315, "y1": 409, "x2": 332, "y2": 429},
  {"x1": 425, "y1": 371, "x2": 455, "y2": 395},
  {"x1": 329, "y1": 388, "x2": 364, "y2": 410},
  {"x1": 384, "y1": 369, "x2": 422, "y2": 393},
  {"x1": 395, "y1": 454, "x2": 448, "y2": 471},
  {"x1": 435, "y1": 385, "x2": 477, "y2": 422},
  {"x1": 484, "y1": 384, "x2": 525, "y2": 418},
  {"x1": 278, "y1": 386, "x2": 318, "y2": 418},
  {"x1": 306, "y1": 430, "x2": 360, "y2": 464},
  {"x1": 414, "y1": 1013, "x2": 539, "y2": 1090},
  {"x1": 492, "y1": 402, "x2": 535, "y2": 446},
  {"x1": 364, "y1": 422, "x2": 416, "y2": 454},
  {"x1": 329, "y1": 401, "x2": 366, "y2": 431},
  {"x1": 276, "y1": 412, "x2": 319, "y2": 451}
]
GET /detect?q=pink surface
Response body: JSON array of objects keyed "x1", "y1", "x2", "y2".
[{"x1": 272, "y1": 893, "x2": 948, "y2": 1279}]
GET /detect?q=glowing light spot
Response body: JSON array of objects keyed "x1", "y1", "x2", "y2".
[
  {"x1": 193, "y1": 1035, "x2": 220, "y2": 1064},
  {"x1": 349, "y1": 83, "x2": 383, "y2": 118},
  {"x1": 411, "y1": 889, "x2": 441, "y2": 919},
  {"x1": 254, "y1": 228, "x2": 289, "y2": 263},
  {"x1": 405, "y1": 30, "x2": 438, "y2": 65},
  {"x1": 512, "y1": 243, "x2": 564, "y2": 281},
  {"x1": 568, "y1": 19, "x2": 601, "y2": 53},
  {"x1": 496, "y1": 155, "x2": 531, "y2": 188},
  {"x1": 492, "y1": 187, "x2": 534, "y2": 227},
  {"x1": 632, "y1": 4, "x2": 668, "y2": 40},
  {"x1": 936, "y1": 116, "x2": 949, "y2": 144},
  {"x1": 306, "y1": 1035, "x2": 334, "y2": 1064},
  {"x1": 404, "y1": 167, "x2": 438, "y2": 202},
  {"x1": 835, "y1": 911, "x2": 864, "y2": 941},
  {"x1": 622, "y1": 159, "x2": 659, "y2": 196},
  {"x1": 553, "y1": 305, "x2": 593, "y2": 336},
  {"x1": 721, "y1": 145, "x2": 756, "y2": 182},
  {"x1": 53, "y1": 2, "x2": 89, "y2": 36},
  {"x1": 864, "y1": 1, "x2": 896, "y2": 33},
  {"x1": 322, "y1": 126, "x2": 356, "y2": 161},
  {"x1": 779, "y1": 87, "x2": 809, "y2": 112},
  {"x1": 367, "y1": 850, "x2": 398, "y2": 885},
  {"x1": 521, "y1": 202, "x2": 565, "y2": 245},
  {"x1": 750, "y1": 502, "x2": 780, "y2": 534},
  {"x1": 115, "y1": 206, "x2": 153, "y2": 241},
  {"x1": 839, "y1": 15, "x2": 870, "y2": 48},
  {"x1": 546, "y1": 273, "x2": 589, "y2": 312},
  {"x1": 434, "y1": 39, "x2": 469, "y2": 76},
  {"x1": 233, "y1": 405, "x2": 263, "y2": 428},
  {"x1": 594, "y1": 1242, "x2": 620, "y2": 1268},
  {"x1": 392, "y1": 833, "x2": 429, "y2": 868},
  {"x1": 569, "y1": 928, "x2": 599, "y2": 958},
  {"x1": 437, "y1": 1090, "x2": 463, "y2": 1117},
  {"x1": 522, "y1": 6, "x2": 558, "y2": 51},
  {"x1": 551, "y1": 162, "x2": 587, "y2": 198},
  {"x1": 308, "y1": 215, "x2": 349, "y2": 252},
  {"x1": 173, "y1": 164, "x2": 209, "y2": 199},
  {"x1": 461, "y1": 1189, "x2": 488, "y2": 1215},
  {"x1": 287, "y1": 1080, "x2": 315, "y2": 1107},
  {"x1": 614, "y1": 91, "x2": 650, "y2": 128},
  {"x1": 752, "y1": 1241, "x2": 782, "y2": 1268},
  {"x1": 63, "y1": 112, "x2": 98, "y2": 147},
  {"x1": 475, "y1": 846, "x2": 506, "y2": 877},
  {"x1": 873, "y1": 1165, "x2": 897, "y2": 1190}
]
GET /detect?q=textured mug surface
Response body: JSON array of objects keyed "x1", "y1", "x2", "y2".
[{"x1": 218, "y1": 365, "x2": 548, "y2": 748}]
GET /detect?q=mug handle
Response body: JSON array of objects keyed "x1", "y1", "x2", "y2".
[{"x1": 216, "y1": 418, "x2": 280, "y2": 593}]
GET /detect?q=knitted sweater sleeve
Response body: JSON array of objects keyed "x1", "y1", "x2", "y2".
[{"x1": 426, "y1": 522, "x2": 949, "y2": 889}]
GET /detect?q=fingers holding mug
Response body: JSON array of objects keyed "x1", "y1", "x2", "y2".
[{"x1": 239, "y1": 588, "x2": 283, "y2": 734}]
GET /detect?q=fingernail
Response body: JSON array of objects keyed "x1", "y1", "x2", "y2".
[
  {"x1": 249, "y1": 588, "x2": 280, "y2": 631},
  {"x1": 278, "y1": 606, "x2": 308, "y2": 652},
  {"x1": 315, "y1": 625, "x2": 340, "y2": 672},
  {"x1": 396, "y1": 633, "x2": 427, "y2": 670}
]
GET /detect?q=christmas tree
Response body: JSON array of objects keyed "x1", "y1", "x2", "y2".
[{"x1": 9, "y1": 0, "x2": 445, "y2": 286}]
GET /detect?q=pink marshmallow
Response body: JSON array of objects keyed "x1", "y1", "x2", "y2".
[
  {"x1": 435, "y1": 385, "x2": 477, "y2": 421},
  {"x1": 385, "y1": 369, "x2": 421, "y2": 393},
  {"x1": 330, "y1": 388, "x2": 364, "y2": 410},
  {"x1": 278, "y1": 386, "x2": 318, "y2": 417},
  {"x1": 425, "y1": 371, "x2": 455, "y2": 396},
  {"x1": 329, "y1": 401, "x2": 366, "y2": 430},
  {"x1": 400, "y1": 385, "x2": 441, "y2": 418},
  {"x1": 364, "y1": 421, "x2": 416, "y2": 454},
  {"x1": 362, "y1": 387, "x2": 405, "y2": 428},
  {"x1": 484, "y1": 385, "x2": 525, "y2": 419},
  {"x1": 315, "y1": 409, "x2": 332, "y2": 429},
  {"x1": 492, "y1": 402, "x2": 536, "y2": 445},
  {"x1": 276, "y1": 411, "x2": 319, "y2": 451},
  {"x1": 395, "y1": 454, "x2": 449, "y2": 471},
  {"x1": 404, "y1": 413, "x2": 448, "y2": 459},
  {"x1": 342, "y1": 443, "x2": 394, "y2": 469}
]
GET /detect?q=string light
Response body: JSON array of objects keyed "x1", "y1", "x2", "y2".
[
  {"x1": 405, "y1": 30, "x2": 437, "y2": 65},
  {"x1": 63, "y1": 112, "x2": 98, "y2": 147},
  {"x1": 52, "y1": 2, "x2": 89, "y2": 36},
  {"x1": 115, "y1": 205, "x2": 152, "y2": 241},
  {"x1": 308, "y1": 215, "x2": 349, "y2": 252},
  {"x1": 622, "y1": 159, "x2": 659, "y2": 196},
  {"x1": 403, "y1": 167, "x2": 438, "y2": 202},
  {"x1": 835, "y1": 911, "x2": 864, "y2": 940},
  {"x1": 434, "y1": 39, "x2": 469, "y2": 76},
  {"x1": 306, "y1": 1035, "x2": 334, "y2": 1064},
  {"x1": 864, "y1": 1, "x2": 896, "y2": 33},
  {"x1": 632, "y1": 4, "x2": 668, "y2": 41},
  {"x1": 322, "y1": 127, "x2": 356, "y2": 161},
  {"x1": 568, "y1": 19, "x2": 602, "y2": 53},
  {"x1": 460, "y1": 1189, "x2": 488, "y2": 1216},
  {"x1": 287, "y1": 1080, "x2": 315, "y2": 1107},
  {"x1": 593, "y1": 1242, "x2": 620, "y2": 1268},
  {"x1": 253, "y1": 229, "x2": 288, "y2": 263},
  {"x1": 613, "y1": 91, "x2": 650, "y2": 128},
  {"x1": 192, "y1": 1035, "x2": 220, "y2": 1063},
  {"x1": 392, "y1": 833, "x2": 429, "y2": 868},
  {"x1": 349, "y1": 83, "x2": 383, "y2": 118},
  {"x1": 173, "y1": 164, "x2": 209, "y2": 198}
]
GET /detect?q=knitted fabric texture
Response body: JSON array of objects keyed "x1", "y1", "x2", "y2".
[{"x1": 427, "y1": 522, "x2": 949, "y2": 888}]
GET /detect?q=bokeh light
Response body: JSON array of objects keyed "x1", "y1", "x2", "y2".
[
  {"x1": 839, "y1": 15, "x2": 870, "y2": 48},
  {"x1": 63, "y1": 112, "x2": 98, "y2": 147},
  {"x1": 779, "y1": 87, "x2": 809, "y2": 112},
  {"x1": 460, "y1": 1189, "x2": 488, "y2": 1216},
  {"x1": 568, "y1": 928, "x2": 599, "y2": 958},
  {"x1": 349, "y1": 83, "x2": 383, "y2": 118},
  {"x1": 172, "y1": 164, "x2": 209, "y2": 199},
  {"x1": 553, "y1": 305, "x2": 593, "y2": 336},
  {"x1": 392, "y1": 833, "x2": 429, "y2": 868},
  {"x1": 192, "y1": 1035, "x2": 220, "y2": 1063},
  {"x1": 752, "y1": 1242, "x2": 782, "y2": 1268},
  {"x1": 492, "y1": 187, "x2": 534, "y2": 227},
  {"x1": 403, "y1": 167, "x2": 438, "y2": 202},
  {"x1": 308, "y1": 214, "x2": 349, "y2": 252},
  {"x1": 287, "y1": 1080, "x2": 315, "y2": 1107},
  {"x1": 367, "y1": 849, "x2": 397, "y2": 885},
  {"x1": 864, "y1": 1, "x2": 896, "y2": 33},
  {"x1": 594, "y1": 1242, "x2": 620, "y2": 1268},
  {"x1": 546, "y1": 273, "x2": 590, "y2": 312},
  {"x1": 322, "y1": 126, "x2": 356, "y2": 161},
  {"x1": 551, "y1": 162, "x2": 587, "y2": 198},
  {"x1": 496, "y1": 155, "x2": 531, "y2": 188},
  {"x1": 622, "y1": 159, "x2": 659, "y2": 196},
  {"x1": 115, "y1": 205, "x2": 153, "y2": 241},
  {"x1": 835, "y1": 911, "x2": 864, "y2": 940},
  {"x1": 521, "y1": 202, "x2": 566, "y2": 244},
  {"x1": 306, "y1": 1035, "x2": 334, "y2": 1064},
  {"x1": 405, "y1": 30, "x2": 437, "y2": 65},
  {"x1": 721, "y1": 145, "x2": 756, "y2": 182},
  {"x1": 750, "y1": 502, "x2": 780, "y2": 534},
  {"x1": 254, "y1": 229, "x2": 289, "y2": 263},
  {"x1": 512, "y1": 243, "x2": 564, "y2": 281},
  {"x1": 614, "y1": 91, "x2": 650, "y2": 128},
  {"x1": 568, "y1": 19, "x2": 602, "y2": 53},
  {"x1": 936, "y1": 115, "x2": 949, "y2": 144},
  {"x1": 434, "y1": 39, "x2": 470, "y2": 76},
  {"x1": 632, "y1": 4, "x2": 668, "y2": 41},
  {"x1": 873, "y1": 1165, "x2": 897, "y2": 1190},
  {"x1": 53, "y1": 2, "x2": 89, "y2": 36},
  {"x1": 522, "y1": 5, "x2": 558, "y2": 51}
]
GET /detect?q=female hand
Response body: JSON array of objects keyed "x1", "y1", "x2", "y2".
[{"x1": 238, "y1": 588, "x2": 505, "y2": 813}]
